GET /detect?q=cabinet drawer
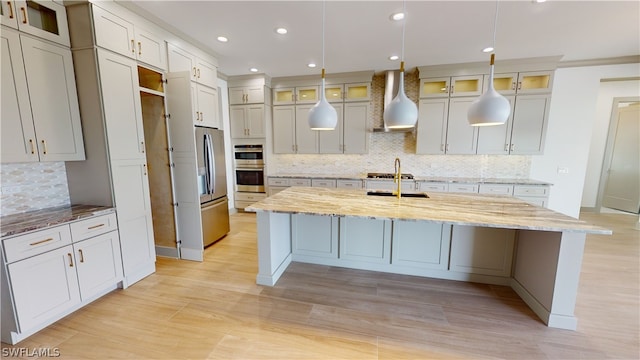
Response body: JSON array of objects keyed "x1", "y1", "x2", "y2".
[
  {"x1": 479, "y1": 184, "x2": 514, "y2": 196},
  {"x1": 268, "y1": 186, "x2": 289, "y2": 196},
  {"x1": 290, "y1": 178, "x2": 312, "y2": 187},
  {"x1": 235, "y1": 192, "x2": 267, "y2": 202},
  {"x1": 267, "y1": 178, "x2": 290, "y2": 186},
  {"x1": 69, "y1": 213, "x2": 118, "y2": 242},
  {"x1": 336, "y1": 180, "x2": 363, "y2": 189},
  {"x1": 517, "y1": 196, "x2": 547, "y2": 208},
  {"x1": 418, "y1": 182, "x2": 448, "y2": 193},
  {"x1": 448, "y1": 184, "x2": 479, "y2": 193},
  {"x1": 311, "y1": 179, "x2": 337, "y2": 188},
  {"x1": 3, "y1": 225, "x2": 72, "y2": 263},
  {"x1": 514, "y1": 185, "x2": 549, "y2": 197}
]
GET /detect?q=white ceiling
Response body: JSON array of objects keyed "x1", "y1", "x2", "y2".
[{"x1": 130, "y1": 1, "x2": 640, "y2": 78}]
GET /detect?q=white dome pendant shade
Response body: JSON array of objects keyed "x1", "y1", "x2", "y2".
[
  {"x1": 308, "y1": 70, "x2": 338, "y2": 130},
  {"x1": 308, "y1": 0, "x2": 337, "y2": 131},
  {"x1": 383, "y1": 61, "x2": 418, "y2": 129},
  {"x1": 467, "y1": 54, "x2": 511, "y2": 126}
]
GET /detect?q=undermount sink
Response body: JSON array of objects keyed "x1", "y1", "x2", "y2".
[{"x1": 366, "y1": 191, "x2": 429, "y2": 198}]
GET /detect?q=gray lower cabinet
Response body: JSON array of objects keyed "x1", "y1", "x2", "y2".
[
  {"x1": 449, "y1": 225, "x2": 515, "y2": 277},
  {"x1": 339, "y1": 217, "x2": 392, "y2": 264},
  {"x1": 292, "y1": 214, "x2": 338, "y2": 259},
  {"x1": 391, "y1": 221, "x2": 451, "y2": 270}
]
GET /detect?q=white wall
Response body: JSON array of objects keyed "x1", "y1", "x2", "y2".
[
  {"x1": 582, "y1": 80, "x2": 640, "y2": 208},
  {"x1": 530, "y1": 63, "x2": 640, "y2": 218}
]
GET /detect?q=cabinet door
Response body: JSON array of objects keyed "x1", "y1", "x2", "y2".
[
  {"x1": 450, "y1": 75, "x2": 483, "y2": 97},
  {"x1": 343, "y1": 102, "x2": 369, "y2": 154},
  {"x1": 92, "y1": 5, "x2": 134, "y2": 59},
  {"x1": 110, "y1": 160, "x2": 156, "y2": 277},
  {"x1": 165, "y1": 71, "x2": 196, "y2": 153},
  {"x1": 416, "y1": 99, "x2": 448, "y2": 154},
  {"x1": 75, "y1": 231, "x2": 123, "y2": 301},
  {"x1": 485, "y1": 72, "x2": 517, "y2": 95},
  {"x1": 450, "y1": 225, "x2": 515, "y2": 277},
  {"x1": 0, "y1": 29, "x2": 37, "y2": 163},
  {"x1": 195, "y1": 56, "x2": 217, "y2": 88},
  {"x1": 229, "y1": 106, "x2": 248, "y2": 138},
  {"x1": 272, "y1": 106, "x2": 296, "y2": 153},
  {"x1": 167, "y1": 43, "x2": 196, "y2": 80},
  {"x1": 134, "y1": 27, "x2": 167, "y2": 70},
  {"x1": 340, "y1": 217, "x2": 391, "y2": 264},
  {"x1": 516, "y1": 71, "x2": 554, "y2": 95},
  {"x1": 14, "y1": 0, "x2": 69, "y2": 46},
  {"x1": 0, "y1": 1, "x2": 18, "y2": 28},
  {"x1": 445, "y1": 98, "x2": 477, "y2": 154},
  {"x1": 8, "y1": 245, "x2": 81, "y2": 333},
  {"x1": 245, "y1": 86, "x2": 265, "y2": 103},
  {"x1": 21, "y1": 35, "x2": 85, "y2": 161},
  {"x1": 392, "y1": 221, "x2": 450, "y2": 270},
  {"x1": 344, "y1": 83, "x2": 371, "y2": 102},
  {"x1": 510, "y1": 94, "x2": 550, "y2": 154},
  {"x1": 296, "y1": 86, "x2": 319, "y2": 104},
  {"x1": 319, "y1": 103, "x2": 343, "y2": 154},
  {"x1": 196, "y1": 85, "x2": 219, "y2": 128},
  {"x1": 246, "y1": 104, "x2": 265, "y2": 138},
  {"x1": 98, "y1": 49, "x2": 145, "y2": 161},
  {"x1": 325, "y1": 84, "x2": 343, "y2": 103},
  {"x1": 295, "y1": 105, "x2": 318, "y2": 153},
  {"x1": 419, "y1": 77, "x2": 450, "y2": 98},
  {"x1": 476, "y1": 96, "x2": 515, "y2": 155},
  {"x1": 273, "y1": 87, "x2": 295, "y2": 105},
  {"x1": 292, "y1": 214, "x2": 338, "y2": 259},
  {"x1": 228, "y1": 88, "x2": 246, "y2": 105}
]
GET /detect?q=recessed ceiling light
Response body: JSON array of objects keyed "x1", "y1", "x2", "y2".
[
  {"x1": 390, "y1": 12, "x2": 405, "y2": 21},
  {"x1": 482, "y1": 46, "x2": 494, "y2": 53},
  {"x1": 307, "y1": 63, "x2": 317, "y2": 68},
  {"x1": 217, "y1": 36, "x2": 228, "y2": 43},
  {"x1": 249, "y1": 68, "x2": 258, "y2": 73},
  {"x1": 389, "y1": 55, "x2": 399, "y2": 61},
  {"x1": 533, "y1": 0, "x2": 547, "y2": 3},
  {"x1": 275, "y1": 27, "x2": 288, "y2": 35}
]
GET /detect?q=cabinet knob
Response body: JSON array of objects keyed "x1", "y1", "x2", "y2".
[
  {"x1": 199, "y1": 111, "x2": 204, "y2": 120},
  {"x1": 512, "y1": 82, "x2": 516, "y2": 90},
  {"x1": 510, "y1": 144, "x2": 515, "y2": 151}
]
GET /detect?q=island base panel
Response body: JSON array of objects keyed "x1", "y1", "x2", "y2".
[{"x1": 256, "y1": 212, "x2": 292, "y2": 286}]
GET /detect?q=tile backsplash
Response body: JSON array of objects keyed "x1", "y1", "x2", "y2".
[{"x1": 1, "y1": 162, "x2": 70, "y2": 216}]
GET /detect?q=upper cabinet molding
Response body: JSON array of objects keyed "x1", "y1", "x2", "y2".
[{"x1": 418, "y1": 56, "x2": 562, "y2": 79}]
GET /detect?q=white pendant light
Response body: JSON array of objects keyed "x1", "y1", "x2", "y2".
[
  {"x1": 383, "y1": 0, "x2": 417, "y2": 129},
  {"x1": 308, "y1": 0, "x2": 337, "y2": 131},
  {"x1": 468, "y1": 1, "x2": 511, "y2": 127}
]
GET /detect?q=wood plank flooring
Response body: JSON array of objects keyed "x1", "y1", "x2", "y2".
[{"x1": 2, "y1": 211, "x2": 638, "y2": 359}]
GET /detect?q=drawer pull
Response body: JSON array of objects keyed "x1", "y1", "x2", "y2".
[
  {"x1": 68, "y1": 253, "x2": 74, "y2": 267},
  {"x1": 78, "y1": 249, "x2": 84, "y2": 263},
  {"x1": 87, "y1": 223, "x2": 105, "y2": 230},
  {"x1": 29, "y1": 237, "x2": 54, "y2": 246}
]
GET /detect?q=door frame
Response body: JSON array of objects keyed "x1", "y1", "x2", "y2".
[{"x1": 596, "y1": 96, "x2": 640, "y2": 213}]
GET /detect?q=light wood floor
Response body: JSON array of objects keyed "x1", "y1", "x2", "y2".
[{"x1": 2, "y1": 211, "x2": 638, "y2": 359}]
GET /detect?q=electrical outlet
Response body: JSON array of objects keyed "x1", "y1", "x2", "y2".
[{"x1": 557, "y1": 167, "x2": 569, "y2": 174}]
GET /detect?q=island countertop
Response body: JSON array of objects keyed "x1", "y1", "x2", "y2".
[{"x1": 246, "y1": 187, "x2": 611, "y2": 235}]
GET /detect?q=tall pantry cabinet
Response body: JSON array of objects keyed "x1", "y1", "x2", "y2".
[{"x1": 65, "y1": 2, "x2": 161, "y2": 286}]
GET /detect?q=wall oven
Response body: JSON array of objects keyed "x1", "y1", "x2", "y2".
[{"x1": 234, "y1": 145, "x2": 265, "y2": 193}]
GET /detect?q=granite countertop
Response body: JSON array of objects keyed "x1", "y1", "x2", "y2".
[
  {"x1": 246, "y1": 187, "x2": 610, "y2": 235},
  {"x1": 269, "y1": 174, "x2": 551, "y2": 186},
  {"x1": 1, "y1": 205, "x2": 115, "y2": 238}
]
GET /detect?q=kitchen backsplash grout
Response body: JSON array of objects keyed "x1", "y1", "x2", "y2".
[{"x1": 1, "y1": 162, "x2": 71, "y2": 217}]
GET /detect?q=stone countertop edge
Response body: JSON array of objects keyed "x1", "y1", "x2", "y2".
[
  {"x1": 268, "y1": 174, "x2": 552, "y2": 186},
  {"x1": 1, "y1": 205, "x2": 116, "y2": 238},
  {"x1": 245, "y1": 187, "x2": 611, "y2": 235}
]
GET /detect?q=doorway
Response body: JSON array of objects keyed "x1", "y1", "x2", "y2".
[{"x1": 597, "y1": 97, "x2": 640, "y2": 214}]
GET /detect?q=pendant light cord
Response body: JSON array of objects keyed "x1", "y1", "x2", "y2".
[
  {"x1": 492, "y1": 0, "x2": 499, "y2": 51},
  {"x1": 321, "y1": 0, "x2": 326, "y2": 77},
  {"x1": 400, "y1": 0, "x2": 406, "y2": 71}
]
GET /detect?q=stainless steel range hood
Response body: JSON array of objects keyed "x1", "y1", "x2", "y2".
[{"x1": 372, "y1": 70, "x2": 415, "y2": 133}]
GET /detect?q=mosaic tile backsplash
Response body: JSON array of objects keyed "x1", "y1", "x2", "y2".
[
  {"x1": 1, "y1": 162, "x2": 71, "y2": 216},
  {"x1": 269, "y1": 69, "x2": 531, "y2": 179}
]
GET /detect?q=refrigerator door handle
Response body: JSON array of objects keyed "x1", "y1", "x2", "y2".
[{"x1": 205, "y1": 133, "x2": 216, "y2": 194}]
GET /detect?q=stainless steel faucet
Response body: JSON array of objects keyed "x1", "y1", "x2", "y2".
[{"x1": 393, "y1": 157, "x2": 401, "y2": 199}]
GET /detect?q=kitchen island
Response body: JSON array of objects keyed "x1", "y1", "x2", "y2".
[{"x1": 246, "y1": 187, "x2": 611, "y2": 330}]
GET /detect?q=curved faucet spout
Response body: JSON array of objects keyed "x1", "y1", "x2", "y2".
[{"x1": 393, "y1": 157, "x2": 401, "y2": 199}]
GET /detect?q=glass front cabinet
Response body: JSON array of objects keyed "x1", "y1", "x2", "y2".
[
  {"x1": 420, "y1": 75, "x2": 483, "y2": 98},
  {"x1": 484, "y1": 71, "x2": 553, "y2": 95},
  {"x1": 0, "y1": 1, "x2": 70, "y2": 46}
]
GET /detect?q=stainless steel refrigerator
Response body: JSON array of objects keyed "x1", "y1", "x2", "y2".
[{"x1": 195, "y1": 126, "x2": 230, "y2": 246}]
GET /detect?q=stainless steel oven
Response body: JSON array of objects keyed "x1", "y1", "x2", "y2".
[{"x1": 234, "y1": 145, "x2": 265, "y2": 193}]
